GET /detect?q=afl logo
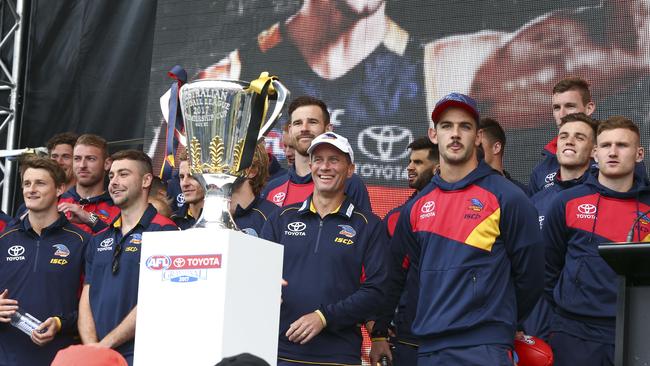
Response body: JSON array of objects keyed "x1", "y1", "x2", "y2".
[
  {"x1": 545, "y1": 172, "x2": 556, "y2": 183},
  {"x1": 421, "y1": 201, "x2": 436, "y2": 213},
  {"x1": 8, "y1": 245, "x2": 24, "y2": 257},
  {"x1": 146, "y1": 255, "x2": 171, "y2": 270},
  {"x1": 577, "y1": 204, "x2": 597, "y2": 215},
  {"x1": 272, "y1": 192, "x2": 286, "y2": 204},
  {"x1": 176, "y1": 193, "x2": 185, "y2": 206}
]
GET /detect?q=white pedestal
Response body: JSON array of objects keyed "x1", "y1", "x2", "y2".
[{"x1": 134, "y1": 228, "x2": 283, "y2": 366}]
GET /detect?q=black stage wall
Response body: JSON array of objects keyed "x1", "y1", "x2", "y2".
[{"x1": 19, "y1": 0, "x2": 158, "y2": 149}]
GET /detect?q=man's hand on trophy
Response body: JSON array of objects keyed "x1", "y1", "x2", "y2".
[
  {"x1": 286, "y1": 312, "x2": 325, "y2": 345},
  {"x1": 57, "y1": 202, "x2": 91, "y2": 224}
]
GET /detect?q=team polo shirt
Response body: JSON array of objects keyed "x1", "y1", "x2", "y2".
[
  {"x1": 85, "y1": 204, "x2": 176, "y2": 362},
  {"x1": 261, "y1": 196, "x2": 388, "y2": 365},
  {"x1": 58, "y1": 187, "x2": 121, "y2": 234},
  {"x1": 0, "y1": 214, "x2": 88, "y2": 366},
  {"x1": 171, "y1": 203, "x2": 196, "y2": 230},
  {"x1": 261, "y1": 168, "x2": 372, "y2": 212},
  {"x1": 232, "y1": 196, "x2": 278, "y2": 237}
]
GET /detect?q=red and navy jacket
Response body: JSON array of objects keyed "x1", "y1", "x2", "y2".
[
  {"x1": 59, "y1": 187, "x2": 121, "y2": 234},
  {"x1": 0, "y1": 214, "x2": 89, "y2": 366},
  {"x1": 374, "y1": 193, "x2": 419, "y2": 347},
  {"x1": 527, "y1": 137, "x2": 559, "y2": 196},
  {"x1": 261, "y1": 167, "x2": 372, "y2": 212},
  {"x1": 543, "y1": 174, "x2": 650, "y2": 344},
  {"x1": 393, "y1": 161, "x2": 543, "y2": 353},
  {"x1": 521, "y1": 169, "x2": 590, "y2": 339},
  {"x1": 85, "y1": 204, "x2": 176, "y2": 362},
  {"x1": 528, "y1": 137, "x2": 648, "y2": 196},
  {"x1": 260, "y1": 195, "x2": 388, "y2": 365}
]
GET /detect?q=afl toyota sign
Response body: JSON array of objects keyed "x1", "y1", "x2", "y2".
[{"x1": 356, "y1": 125, "x2": 413, "y2": 183}]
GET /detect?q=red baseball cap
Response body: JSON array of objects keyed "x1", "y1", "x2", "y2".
[{"x1": 430, "y1": 92, "x2": 480, "y2": 125}]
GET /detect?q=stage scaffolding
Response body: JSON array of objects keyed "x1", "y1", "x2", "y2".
[{"x1": 0, "y1": 0, "x2": 24, "y2": 213}]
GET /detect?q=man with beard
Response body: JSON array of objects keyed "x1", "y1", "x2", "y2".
[
  {"x1": 46, "y1": 132, "x2": 78, "y2": 192},
  {"x1": 78, "y1": 150, "x2": 177, "y2": 365},
  {"x1": 56, "y1": 134, "x2": 120, "y2": 234},
  {"x1": 391, "y1": 93, "x2": 542, "y2": 365},
  {"x1": 543, "y1": 116, "x2": 650, "y2": 365},
  {"x1": 261, "y1": 96, "x2": 371, "y2": 211},
  {"x1": 521, "y1": 112, "x2": 599, "y2": 340},
  {"x1": 0, "y1": 157, "x2": 89, "y2": 366},
  {"x1": 370, "y1": 137, "x2": 438, "y2": 365},
  {"x1": 478, "y1": 118, "x2": 527, "y2": 192}
]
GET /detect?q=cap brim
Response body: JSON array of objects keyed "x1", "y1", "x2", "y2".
[{"x1": 431, "y1": 100, "x2": 479, "y2": 124}]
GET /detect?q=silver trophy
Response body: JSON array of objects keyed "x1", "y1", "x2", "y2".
[{"x1": 179, "y1": 73, "x2": 289, "y2": 229}]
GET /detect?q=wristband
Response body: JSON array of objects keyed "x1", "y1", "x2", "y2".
[
  {"x1": 314, "y1": 310, "x2": 327, "y2": 327},
  {"x1": 88, "y1": 212, "x2": 99, "y2": 226},
  {"x1": 371, "y1": 337, "x2": 388, "y2": 342}
]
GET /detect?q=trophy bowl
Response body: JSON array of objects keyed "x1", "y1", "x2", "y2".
[{"x1": 179, "y1": 73, "x2": 289, "y2": 229}]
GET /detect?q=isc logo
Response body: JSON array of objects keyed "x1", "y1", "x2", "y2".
[
  {"x1": 50, "y1": 258, "x2": 68, "y2": 265},
  {"x1": 334, "y1": 237, "x2": 354, "y2": 245},
  {"x1": 125, "y1": 247, "x2": 138, "y2": 252}
]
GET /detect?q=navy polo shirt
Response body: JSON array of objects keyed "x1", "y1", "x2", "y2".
[
  {"x1": 0, "y1": 214, "x2": 88, "y2": 366},
  {"x1": 233, "y1": 196, "x2": 279, "y2": 237},
  {"x1": 85, "y1": 204, "x2": 177, "y2": 362}
]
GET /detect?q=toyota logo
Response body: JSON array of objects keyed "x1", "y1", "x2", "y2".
[
  {"x1": 358, "y1": 126, "x2": 413, "y2": 162},
  {"x1": 100, "y1": 238, "x2": 114, "y2": 248},
  {"x1": 421, "y1": 201, "x2": 436, "y2": 213},
  {"x1": 173, "y1": 257, "x2": 186, "y2": 268},
  {"x1": 273, "y1": 192, "x2": 286, "y2": 203},
  {"x1": 577, "y1": 204, "x2": 597, "y2": 215},
  {"x1": 7, "y1": 245, "x2": 24, "y2": 257},
  {"x1": 287, "y1": 222, "x2": 306, "y2": 232},
  {"x1": 545, "y1": 172, "x2": 557, "y2": 183}
]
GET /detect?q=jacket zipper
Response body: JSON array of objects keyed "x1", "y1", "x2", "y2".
[
  {"x1": 314, "y1": 219, "x2": 324, "y2": 254},
  {"x1": 33, "y1": 240, "x2": 40, "y2": 272}
]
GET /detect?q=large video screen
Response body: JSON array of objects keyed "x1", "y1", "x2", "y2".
[{"x1": 145, "y1": 0, "x2": 650, "y2": 217}]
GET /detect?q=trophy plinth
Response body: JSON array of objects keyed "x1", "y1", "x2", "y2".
[{"x1": 180, "y1": 74, "x2": 289, "y2": 230}]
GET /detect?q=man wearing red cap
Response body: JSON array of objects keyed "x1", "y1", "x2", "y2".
[{"x1": 389, "y1": 93, "x2": 543, "y2": 365}]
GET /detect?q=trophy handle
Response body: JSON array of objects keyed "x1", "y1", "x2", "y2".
[{"x1": 258, "y1": 79, "x2": 290, "y2": 141}]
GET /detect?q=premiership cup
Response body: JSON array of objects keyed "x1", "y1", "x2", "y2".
[{"x1": 179, "y1": 73, "x2": 289, "y2": 229}]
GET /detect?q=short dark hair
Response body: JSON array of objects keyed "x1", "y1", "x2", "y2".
[
  {"x1": 479, "y1": 118, "x2": 506, "y2": 146},
  {"x1": 552, "y1": 76, "x2": 592, "y2": 105},
  {"x1": 46, "y1": 132, "x2": 78, "y2": 152},
  {"x1": 76, "y1": 134, "x2": 109, "y2": 158},
  {"x1": 20, "y1": 156, "x2": 66, "y2": 187},
  {"x1": 110, "y1": 149, "x2": 153, "y2": 175},
  {"x1": 408, "y1": 137, "x2": 439, "y2": 163},
  {"x1": 597, "y1": 116, "x2": 640, "y2": 141},
  {"x1": 288, "y1": 96, "x2": 330, "y2": 125},
  {"x1": 560, "y1": 113, "x2": 599, "y2": 141},
  {"x1": 150, "y1": 176, "x2": 167, "y2": 195}
]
